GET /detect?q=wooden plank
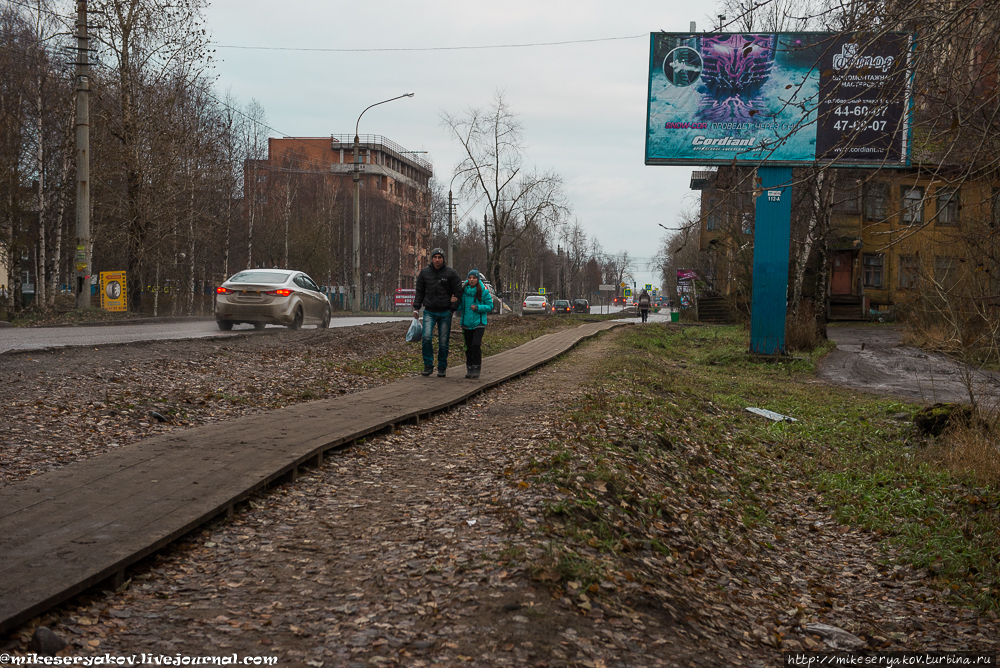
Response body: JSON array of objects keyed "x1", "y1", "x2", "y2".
[{"x1": 0, "y1": 321, "x2": 624, "y2": 633}]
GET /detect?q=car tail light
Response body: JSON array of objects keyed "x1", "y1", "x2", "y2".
[
  {"x1": 216, "y1": 287, "x2": 233, "y2": 294},
  {"x1": 523, "y1": 302, "x2": 528, "y2": 307},
  {"x1": 266, "y1": 289, "x2": 293, "y2": 296}
]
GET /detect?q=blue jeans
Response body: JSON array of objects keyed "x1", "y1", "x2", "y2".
[{"x1": 422, "y1": 310, "x2": 452, "y2": 369}]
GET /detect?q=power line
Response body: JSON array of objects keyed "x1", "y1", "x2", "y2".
[
  {"x1": 4, "y1": 0, "x2": 74, "y2": 20},
  {"x1": 212, "y1": 33, "x2": 646, "y2": 54}
]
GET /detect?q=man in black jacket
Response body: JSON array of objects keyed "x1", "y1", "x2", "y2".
[{"x1": 413, "y1": 248, "x2": 462, "y2": 377}]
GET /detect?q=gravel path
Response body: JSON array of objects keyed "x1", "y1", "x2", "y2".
[{"x1": 9, "y1": 333, "x2": 717, "y2": 667}]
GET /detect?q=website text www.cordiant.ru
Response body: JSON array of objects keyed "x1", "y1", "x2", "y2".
[{"x1": 0, "y1": 654, "x2": 278, "y2": 666}]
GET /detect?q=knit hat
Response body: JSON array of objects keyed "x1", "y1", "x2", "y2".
[
  {"x1": 467, "y1": 269, "x2": 480, "y2": 279},
  {"x1": 430, "y1": 248, "x2": 445, "y2": 258}
]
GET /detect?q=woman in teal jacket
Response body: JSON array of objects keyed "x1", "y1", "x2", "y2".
[{"x1": 459, "y1": 269, "x2": 494, "y2": 379}]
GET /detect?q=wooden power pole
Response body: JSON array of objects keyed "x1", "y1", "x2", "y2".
[{"x1": 74, "y1": 0, "x2": 91, "y2": 309}]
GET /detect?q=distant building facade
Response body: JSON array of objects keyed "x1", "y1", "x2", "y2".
[
  {"x1": 244, "y1": 135, "x2": 433, "y2": 298},
  {"x1": 691, "y1": 166, "x2": 1000, "y2": 321}
]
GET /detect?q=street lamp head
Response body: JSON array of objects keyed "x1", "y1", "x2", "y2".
[{"x1": 405, "y1": 92, "x2": 415, "y2": 97}]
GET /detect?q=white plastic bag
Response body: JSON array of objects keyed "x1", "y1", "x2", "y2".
[{"x1": 405, "y1": 317, "x2": 423, "y2": 343}]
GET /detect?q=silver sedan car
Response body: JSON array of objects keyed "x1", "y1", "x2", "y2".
[
  {"x1": 522, "y1": 295, "x2": 550, "y2": 315},
  {"x1": 215, "y1": 269, "x2": 331, "y2": 331}
]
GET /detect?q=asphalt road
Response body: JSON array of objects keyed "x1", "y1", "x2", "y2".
[
  {"x1": 0, "y1": 316, "x2": 411, "y2": 355},
  {"x1": 0, "y1": 304, "x2": 671, "y2": 355}
]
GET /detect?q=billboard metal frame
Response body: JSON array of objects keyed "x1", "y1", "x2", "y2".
[{"x1": 644, "y1": 31, "x2": 916, "y2": 355}]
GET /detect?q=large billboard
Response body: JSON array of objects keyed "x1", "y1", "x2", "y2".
[{"x1": 645, "y1": 32, "x2": 914, "y2": 167}]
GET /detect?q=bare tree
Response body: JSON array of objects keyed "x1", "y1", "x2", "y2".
[
  {"x1": 241, "y1": 99, "x2": 268, "y2": 270},
  {"x1": 712, "y1": 0, "x2": 818, "y2": 32},
  {"x1": 442, "y1": 91, "x2": 569, "y2": 294},
  {"x1": 559, "y1": 220, "x2": 589, "y2": 298},
  {"x1": 90, "y1": 0, "x2": 211, "y2": 311},
  {"x1": 603, "y1": 250, "x2": 635, "y2": 299},
  {"x1": 0, "y1": 0, "x2": 76, "y2": 317}
]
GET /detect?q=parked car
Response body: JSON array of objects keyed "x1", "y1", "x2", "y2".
[
  {"x1": 553, "y1": 299, "x2": 571, "y2": 314},
  {"x1": 522, "y1": 295, "x2": 549, "y2": 315},
  {"x1": 573, "y1": 298, "x2": 590, "y2": 314},
  {"x1": 215, "y1": 268, "x2": 331, "y2": 331}
]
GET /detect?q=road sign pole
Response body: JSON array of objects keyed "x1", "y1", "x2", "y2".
[{"x1": 749, "y1": 166, "x2": 793, "y2": 356}]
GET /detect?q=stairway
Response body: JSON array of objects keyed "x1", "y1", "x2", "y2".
[
  {"x1": 697, "y1": 296, "x2": 732, "y2": 324},
  {"x1": 827, "y1": 295, "x2": 866, "y2": 321}
]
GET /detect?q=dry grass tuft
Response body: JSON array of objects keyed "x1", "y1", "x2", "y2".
[
  {"x1": 785, "y1": 302, "x2": 823, "y2": 352},
  {"x1": 919, "y1": 416, "x2": 1000, "y2": 487}
]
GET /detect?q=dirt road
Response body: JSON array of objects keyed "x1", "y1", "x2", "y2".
[{"x1": 820, "y1": 325, "x2": 1000, "y2": 406}]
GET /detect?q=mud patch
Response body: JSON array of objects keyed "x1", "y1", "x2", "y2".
[{"x1": 818, "y1": 326, "x2": 1000, "y2": 406}]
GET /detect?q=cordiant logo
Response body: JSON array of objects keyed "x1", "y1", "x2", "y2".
[{"x1": 692, "y1": 136, "x2": 756, "y2": 147}]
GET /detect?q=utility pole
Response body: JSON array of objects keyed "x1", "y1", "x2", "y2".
[
  {"x1": 352, "y1": 135, "x2": 361, "y2": 313},
  {"x1": 483, "y1": 212, "x2": 489, "y2": 270},
  {"x1": 556, "y1": 246, "x2": 561, "y2": 299},
  {"x1": 447, "y1": 188, "x2": 454, "y2": 269},
  {"x1": 74, "y1": 0, "x2": 90, "y2": 310}
]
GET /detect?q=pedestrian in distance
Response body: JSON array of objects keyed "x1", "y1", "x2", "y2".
[
  {"x1": 413, "y1": 248, "x2": 462, "y2": 377},
  {"x1": 459, "y1": 269, "x2": 494, "y2": 379},
  {"x1": 637, "y1": 289, "x2": 652, "y2": 323}
]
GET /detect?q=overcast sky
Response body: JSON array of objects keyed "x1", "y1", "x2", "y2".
[{"x1": 204, "y1": 1, "x2": 720, "y2": 290}]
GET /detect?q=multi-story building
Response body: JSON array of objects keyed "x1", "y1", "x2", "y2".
[
  {"x1": 244, "y1": 135, "x2": 433, "y2": 299},
  {"x1": 825, "y1": 170, "x2": 997, "y2": 319},
  {"x1": 691, "y1": 166, "x2": 1000, "y2": 321}
]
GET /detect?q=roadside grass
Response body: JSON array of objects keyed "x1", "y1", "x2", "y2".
[
  {"x1": 338, "y1": 314, "x2": 611, "y2": 378},
  {"x1": 921, "y1": 424, "x2": 1000, "y2": 488},
  {"x1": 517, "y1": 323, "x2": 1000, "y2": 613},
  {"x1": 479, "y1": 313, "x2": 619, "y2": 359},
  {"x1": 341, "y1": 347, "x2": 419, "y2": 378},
  {"x1": 10, "y1": 306, "x2": 146, "y2": 327}
]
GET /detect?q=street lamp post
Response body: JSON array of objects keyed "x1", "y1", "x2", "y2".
[{"x1": 352, "y1": 92, "x2": 414, "y2": 313}]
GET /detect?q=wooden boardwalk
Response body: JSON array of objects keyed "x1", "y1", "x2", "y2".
[{"x1": 0, "y1": 320, "x2": 625, "y2": 634}]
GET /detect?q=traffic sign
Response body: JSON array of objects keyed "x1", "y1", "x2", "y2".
[
  {"x1": 598, "y1": 284, "x2": 615, "y2": 291},
  {"x1": 623, "y1": 288, "x2": 632, "y2": 297},
  {"x1": 620, "y1": 282, "x2": 626, "y2": 288},
  {"x1": 645, "y1": 284, "x2": 652, "y2": 291},
  {"x1": 538, "y1": 288, "x2": 546, "y2": 295}
]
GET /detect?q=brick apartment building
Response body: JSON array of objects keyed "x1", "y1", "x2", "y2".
[{"x1": 244, "y1": 135, "x2": 433, "y2": 300}]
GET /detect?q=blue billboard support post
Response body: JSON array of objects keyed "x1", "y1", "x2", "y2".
[{"x1": 750, "y1": 166, "x2": 793, "y2": 356}]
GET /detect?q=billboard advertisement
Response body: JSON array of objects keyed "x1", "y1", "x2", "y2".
[
  {"x1": 645, "y1": 32, "x2": 913, "y2": 167},
  {"x1": 100, "y1": 271, "x2": 127, "y2": 312}
]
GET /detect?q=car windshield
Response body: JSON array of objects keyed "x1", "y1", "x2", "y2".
[
  {"x1": 228, "y1": 271, "x2": 291, "y2": 284},
  {"x1": 574, "y1": 300, "x2": 587, "y2": 305}
]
